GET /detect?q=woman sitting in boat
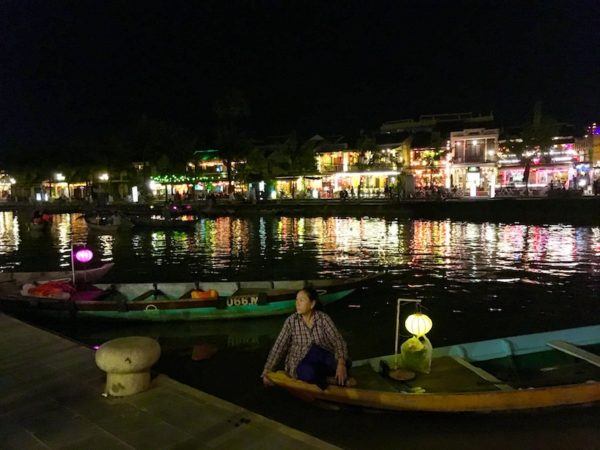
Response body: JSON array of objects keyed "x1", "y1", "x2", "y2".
[{"x1": 262, "y1": 287, "x2": 353, "y2": 389}]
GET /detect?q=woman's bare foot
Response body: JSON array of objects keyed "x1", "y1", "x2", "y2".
[{"x1": 326, "y1": 376, "x2": 357, "y2": 387}]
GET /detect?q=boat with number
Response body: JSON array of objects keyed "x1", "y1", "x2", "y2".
[
  {"x1": 0, "y1": 274, "x2": 378, "y2": 321},
  {"x1": 267, "y1": 325, "x2": 600, "y2": 412}
]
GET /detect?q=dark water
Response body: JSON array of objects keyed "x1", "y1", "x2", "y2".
[{"x1": 1, "y1": 211, "x2": 599, "y2": 449}]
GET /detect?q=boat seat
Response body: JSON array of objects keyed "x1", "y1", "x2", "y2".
[
  {"x1": 230, "y1": 287, "x2": 291, "y2": 296},
  {"x1": 547, "y1": 341, "x2": 600, "y2": 368},
  {"x1": 450, "y1": 356, "x2": 514, "y2": 391},
  {"x1": 0, "y1": 273, "x2": 15, "y2": 283},
  {"x1": 272, "y1": 280, "x2": 306, "y2": 290}
]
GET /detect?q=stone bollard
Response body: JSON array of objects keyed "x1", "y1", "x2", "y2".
[{"x1": 95, "y1": 336, "x2": 161, "y2": 397}]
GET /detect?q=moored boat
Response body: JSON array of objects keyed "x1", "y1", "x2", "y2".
[
  {"x1": 0, "y1": 263, "x2": 115, "y2": 285},
  {"x1": 84, "y1": 217, "x2": 121, "y2": 232},
  {"x1": 29, "y1": 221, "x2": 50, "y2": 231},
  {"x1": 267, "y1": 325, "x2": 600, "y2": 412},
  {"x1": 129, "y1": 216, "x2": 198, "y2": 230},
  {"x1": 0, "y1": 274, "x2": 378, "y2": 321}
]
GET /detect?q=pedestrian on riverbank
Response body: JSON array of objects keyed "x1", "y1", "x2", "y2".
[{"x1": 261, "y1": 288, "x2": 353, "y2": 389}]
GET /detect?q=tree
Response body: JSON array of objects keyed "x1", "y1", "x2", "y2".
[
  {"x1": 354, "y1": 135, "x2": 378, "y2": 169},
  {"x1": 521, "y1": 117, "x2": 560, "y2": 154},
  {"x1": 214, "y1": 89, "x2": 250, "y2": 193},
  {"x1": 291, "y1": 135, "x2": 318, "y2": 174}
]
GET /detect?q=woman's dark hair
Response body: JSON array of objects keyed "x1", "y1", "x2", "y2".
[{"x1": 300, "y1": 287, "x2": 323, "y2": 310}]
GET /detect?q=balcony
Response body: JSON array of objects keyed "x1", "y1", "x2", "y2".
[
  {"x1": 453, "y1": 153, "x2": 498, "y2": 164},
  {"x1": 319, "y1": 163, "x2": 397, "y2": 174},
  {"x1": 319, "y1": 164, "x2": 344, "y2": 173}
]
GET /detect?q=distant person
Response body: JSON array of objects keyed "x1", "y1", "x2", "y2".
[
  {"x1": 32, "y1": 210, "x2": 42, "y2": 224},
  {"x1": 350, "y1": 186, "x2": 355, "y2": 198},
  {"x1": 111, "y1": 212, "x2": 121, "y2": 226},
  {"x1": 41, "y1": 211, "x2": 52, "y2": 223},
  {"x1": 248, "y1": 189, "x2": 256, "y2": 204},
  {"x1": 262, "y1": 288, "x2": 353, "y2": 389}
]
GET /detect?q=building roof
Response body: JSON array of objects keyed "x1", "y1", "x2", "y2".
[
  {"x1": 193, "y1": 149, "x2": 221, "y2": 161},
  {"x1": 380, "y1": 112, "x2": 495, "y2": 137},
  {"x1": 376, "y1": 131, "x2": 410, "y2": 146}
]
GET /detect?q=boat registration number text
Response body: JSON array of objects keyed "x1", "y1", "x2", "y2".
[{"x1": 226, "y1": 295, "x2": 259, "y2": 307}]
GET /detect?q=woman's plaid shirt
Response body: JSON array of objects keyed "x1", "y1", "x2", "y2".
[{"x1": 262, "y1": 310, "x2": 348, "y2": 378}]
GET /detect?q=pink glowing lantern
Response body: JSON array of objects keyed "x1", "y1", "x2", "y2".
[{"x1": 75, "y1": 248, "x2": 94, "y2": 263}]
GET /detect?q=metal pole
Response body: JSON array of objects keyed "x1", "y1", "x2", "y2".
[
  {"x1": 71, "y1": 242, "x2": 76, "y2": 286},
  {"x1": 394, "y1": 298, "x2": 401, "y2": 368},
  {"x1": 394, "y1": 298, "x2": 421, "y2": 369}
]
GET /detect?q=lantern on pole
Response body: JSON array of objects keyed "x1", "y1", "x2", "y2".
[
  {"x1": 75, "y1": 248, "x2": 94, "y2": 263},
  {"x1": 71, "y1": 244, "x2": 94, "y2": 285}
]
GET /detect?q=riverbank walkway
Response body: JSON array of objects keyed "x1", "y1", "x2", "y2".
[
  {"x1": 1, "y1": 195, "x2": 599, "y2": 225},
  {"x1": 0, "y1": 313, "x2": 337, "y2": 449}
]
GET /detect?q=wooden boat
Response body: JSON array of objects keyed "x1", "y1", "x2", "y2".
[
  {"x1": 86, "y1": 221, "x2": 121, "y2": 232},
  {"x1": 29, "y1": 221, "x2": 49, "y2": 232},
  {"x1": 0, "y1": 274, "x2": 378, "y2": 321},
  {"x1": 130, "y1": 216, "x2": 198, "y2": 230},
  {"x1": 0, "y1": 263, "x2": 115, "y2": 285},
  {"x1": 84, "y1": 216, "x2": 121, "y2": 232},
  {"x1": 267, "y1": 325, "x2": 600, "y2": 412}
]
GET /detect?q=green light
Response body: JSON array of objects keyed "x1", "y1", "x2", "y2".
[{"x1": 151, "y1": 173, "x2": 223, "y2": 184}]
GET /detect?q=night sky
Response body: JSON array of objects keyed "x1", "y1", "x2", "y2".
[{"x1": 2, "y1": 0, "x2": 599, "y2": 147}]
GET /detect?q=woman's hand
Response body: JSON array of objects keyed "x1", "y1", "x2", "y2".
[
  {"x1": 335, "y1": 360, "x2": 348, "y2": 386},
  {"x1": 262, "y1": 374, "x2": 274, "y2": 387}
]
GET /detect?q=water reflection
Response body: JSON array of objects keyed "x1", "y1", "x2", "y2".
[
  {"x1": 0, "y1": 214, "x2": 597, "y2": 291},
  {"x1": 0, "y1": 212, "x2": 20, "y2": 269}
]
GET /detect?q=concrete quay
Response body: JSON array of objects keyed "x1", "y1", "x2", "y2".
[
  {"x1": 1, "y1": 195, "x2": 599, "y2": 225},
  {"x1": 0, "y1": 313, "x2": 337, "y2": 450}
]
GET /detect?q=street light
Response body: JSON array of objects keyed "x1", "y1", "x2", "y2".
[{"x1": 98, "y1": 173, "x2": 109, "y2": 181}]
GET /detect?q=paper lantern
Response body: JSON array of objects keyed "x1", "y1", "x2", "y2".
[
  {"x1": 405, "y1": 312, "x2": 432, "y2": 337},
  {"x1": 75, "y1": 248, "x2": 94, "y2": 263}
]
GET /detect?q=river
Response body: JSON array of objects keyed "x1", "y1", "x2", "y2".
[{"x1": 1, "y1": 211, "x2": 598, "y2": 449}]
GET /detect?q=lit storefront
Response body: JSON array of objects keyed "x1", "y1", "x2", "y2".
[
  {"x1": 275, "y1": 176, "x2": 323, "y2": 199},
  {"x1": 315, "y1": 149, "x2": 400, "y2": 198},
  {"x1": 497, "y1": 140, "x2": 592, "y2": 190},
  {"x1": 409, "y1": 148, "x2": 448, "y2": 188},
  {"x1": 40, "y1": 179, "x2": 88, "y2": 200},
  {"x1": 149, "y1": 175, "x2": 237, "y2": 201},
  {"x1": 498, "y1": 164, "x2": 571, "y2": 188},
  {"x1": 449, "y1": 128, "x2": 499, "y2": 196},
  {"x1": 322, "y1": 171, "x2": 398, "y2": 198},
  {"x1": 449, "y1": 165, "x2": 498, "y2": 197}
]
